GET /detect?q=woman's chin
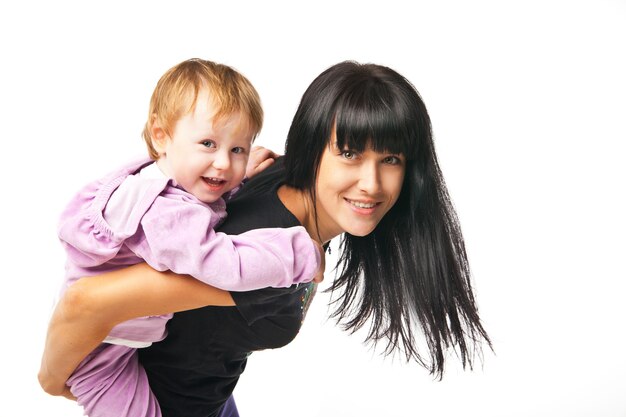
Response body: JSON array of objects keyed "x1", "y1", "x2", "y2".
[{"x1": 344, "y1": 225, "x2": 377, "y2": 237}]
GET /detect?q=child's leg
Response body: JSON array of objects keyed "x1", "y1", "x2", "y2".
[
  {"x1": 67, "y1": 343, "x2": 161, "y2": 417},
  {"x1": 218, "y1": 396, "x2": 240, "y2": 417}
]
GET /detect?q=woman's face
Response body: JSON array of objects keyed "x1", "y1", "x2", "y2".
[{"x1": 314, "y1": 133, "x2": 406, "y2": 242}]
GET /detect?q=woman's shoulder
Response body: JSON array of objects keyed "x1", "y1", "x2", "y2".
[
  {"x1": 220, "y1": 158, "x2": 301, "y2": 234},
  {"x1": 231, "y1": 156, "x2": 286, "y2": 202}
]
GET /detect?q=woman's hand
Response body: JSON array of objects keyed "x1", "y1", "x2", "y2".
[
  {"x1": 38, "y1": 279, "x2": 113, "y2": 397},
  {"x1": 38, "y1": 263, "x2": 235, "y2": 397},
  {"x1": 245, "y1": 146, "x2": 280, "y2": 179}
]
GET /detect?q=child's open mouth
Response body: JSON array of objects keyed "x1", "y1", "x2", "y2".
[{"x1": 203, "y1": 177, "x2": 226, "y2": 188}]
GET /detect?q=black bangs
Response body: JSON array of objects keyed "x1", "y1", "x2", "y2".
[{"x1": 333, "y1": 76, "x2": 419, "y2": 159}]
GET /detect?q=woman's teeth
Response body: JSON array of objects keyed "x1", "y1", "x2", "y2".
[{"x1": 347, "y1": 199, "x2": 376, "y2": 208}]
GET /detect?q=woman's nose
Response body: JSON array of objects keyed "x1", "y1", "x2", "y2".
[{"x1": 358, "y1": 163, "x2": 382, "y2": 194}]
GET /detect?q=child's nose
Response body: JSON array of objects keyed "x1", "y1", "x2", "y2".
[{"x1": 212, "y1": 151, "x2": 231, "y2": 170}]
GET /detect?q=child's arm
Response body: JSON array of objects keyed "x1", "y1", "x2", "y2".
[
  {"x1": 38, "y1": 263, "x2": 234, "y2": 397},
  {"x1": 126, "y1": 196, "x2": 323, "y2": 291}
]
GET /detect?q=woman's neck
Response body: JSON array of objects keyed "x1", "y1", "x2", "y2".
[{"x1": 277, "y1": 184, "x2": 337, "y2": 245}]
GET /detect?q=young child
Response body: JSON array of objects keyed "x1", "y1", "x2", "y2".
[{"x1": 53, "y1": 58, "x2": 323, "y2": 416}]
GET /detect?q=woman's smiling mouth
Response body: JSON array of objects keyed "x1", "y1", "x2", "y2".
[{"x1": 345, "y1": 198, "x2": 379, "y2": 210}]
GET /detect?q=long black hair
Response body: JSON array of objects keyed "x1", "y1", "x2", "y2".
[{"x1": 284, "y1": 61, "x2": 491, "y2": 378}]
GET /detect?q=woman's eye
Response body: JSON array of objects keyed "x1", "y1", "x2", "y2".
[
  {"x1": 383, "y1": 155, "x2": 402, "y2": 165},
  {"x1": 201, "y1": 140, "x2": 216, "y2": 148},
  {"x1": 341, "y1": 150, "x2": 357, "y2": 160},
  {"x1": 232, "y1": 147, "x2": 246, "y2": 154}
]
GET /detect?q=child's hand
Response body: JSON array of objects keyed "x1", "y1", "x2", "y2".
[
  {"x1": 245, "y1": 146, "x2": 280, "y2": 179},
  {"x1": 312, "y1": 240, "x2": 326, "y2": 283}
]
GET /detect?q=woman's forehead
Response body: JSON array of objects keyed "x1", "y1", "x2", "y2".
[
  {"x1": 333, "y1": 130, "x2": 411, "y2": 155},
  {"x1": 333, "y1": 111, "x2": 417, "y2": 156}
]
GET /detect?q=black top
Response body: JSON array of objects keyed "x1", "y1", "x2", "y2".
[{"x1": 138, "y1": 160, "x2": 316, "y2": 417}]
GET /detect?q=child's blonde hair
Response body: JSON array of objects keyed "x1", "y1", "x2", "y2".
[{"x1": 142, "y1": 58, "x2": 263, "y2": 159}]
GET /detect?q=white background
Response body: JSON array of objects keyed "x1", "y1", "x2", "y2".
[{"x1": 1, "y1": 1, "x2": 625, "y2": 416}]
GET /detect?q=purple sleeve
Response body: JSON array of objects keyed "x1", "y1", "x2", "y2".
[
  {"x1": 58, "y1": 179, "x2": 125, "y2": 268},
  {"x1": 125, "y1": 195, "x2": 321, "y2": 290},
  {"x1": 57, "y1": 159, "x2": 163, "y2": 271}
]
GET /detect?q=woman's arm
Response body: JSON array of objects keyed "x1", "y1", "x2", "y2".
[{"x1": 38, "y1": 262, "x2": 234, "y2": 397}]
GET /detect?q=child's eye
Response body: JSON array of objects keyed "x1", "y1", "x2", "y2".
[
  {"x1": 231, "y1": 147, "x2": 246, "y2": 154},
  {"x1": 201, "y1": 140, "x2": 216, "y2": 148}
]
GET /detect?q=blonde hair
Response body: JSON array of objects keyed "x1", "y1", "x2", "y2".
[{"x1": 142, "y1": 58, "x2": 263, "y2": 159}]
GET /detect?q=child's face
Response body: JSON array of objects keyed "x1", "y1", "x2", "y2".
[{"x1": 156, "y1": 89, "x2": 253, "y2": 204}]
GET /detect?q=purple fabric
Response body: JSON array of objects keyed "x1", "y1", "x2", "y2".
[
  {"x1": 58, "y1": 158, "x2": 320, "y2": 344},
  {"x1": 68, "y1": 345, "x2": 240, "y2": 417},
  {"x1": 59, "y1": 158, "x2": 320, "y2": 299},
  {"x1": 218, "y1": 396, "x2": 240, "y2": 417},
  {"x1": 58, "y1": 159, "x2": 321, "y2": 416},
  {"x1": 68, "y1": 344, "x2": 160, "y2": 417}
]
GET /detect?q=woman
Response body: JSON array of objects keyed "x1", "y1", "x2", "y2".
[{"x1": 39, "y1": 61, "x2": 491, "y2": 417}]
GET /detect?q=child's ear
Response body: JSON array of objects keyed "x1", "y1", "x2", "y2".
[{"x1": 150, "y1": 123, "x2": 169, "y2": 155}]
